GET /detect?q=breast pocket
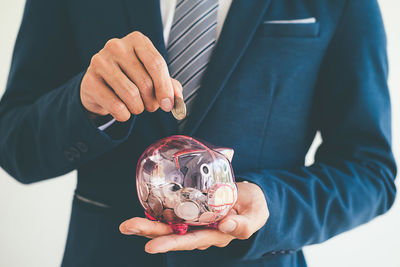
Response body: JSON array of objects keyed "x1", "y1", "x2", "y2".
[{"x1": 261, "y1": 18, "x2": 320, "y2": 38}]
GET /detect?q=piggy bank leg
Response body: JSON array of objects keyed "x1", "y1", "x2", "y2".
[{"x1": 170, "y1": 223, "x2": 189, "y2": 235}]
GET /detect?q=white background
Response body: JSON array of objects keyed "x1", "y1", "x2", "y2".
[{"x1": 0, "y1": 1, "x2": 399, "y2": 266}]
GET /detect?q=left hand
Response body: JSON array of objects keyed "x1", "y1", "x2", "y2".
[{"x1": 119, "y1": 182, "x2": 269, "y2": 253}]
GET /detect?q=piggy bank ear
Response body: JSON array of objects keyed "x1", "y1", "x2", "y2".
[{"x1": 214, "y1": 147, "x2": 234, "y2": 162}]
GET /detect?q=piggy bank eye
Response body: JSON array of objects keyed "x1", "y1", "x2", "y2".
[{"x1": 200, "y1": 163, "x2": 210, "y2": 176}]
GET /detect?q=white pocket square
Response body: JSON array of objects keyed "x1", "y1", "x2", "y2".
[{"x1": 264, "y1": 17, "x2": 317, "y2": 24}]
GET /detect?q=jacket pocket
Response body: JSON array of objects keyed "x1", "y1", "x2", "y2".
[{"x1": 260, "y1": 20, "x2": 320, "y2": 37}]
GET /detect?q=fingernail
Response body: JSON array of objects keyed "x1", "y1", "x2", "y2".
[
  {"x1": 219, "y1": 220, "x2": 237, "y2": 233},
  {"x1": 161, "y1": 98, "x2": 173, "y2": 111}
]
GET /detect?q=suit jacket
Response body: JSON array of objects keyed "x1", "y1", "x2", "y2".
[{"x1": 0, "y1": 0, "x2": 396, "y2": 266}]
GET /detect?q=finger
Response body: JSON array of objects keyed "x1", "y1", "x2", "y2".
[
  {"x1": 95, "y1": 59, "x2": 145, "y2": 115},
  {"x1": 119, "y1": 217, "x2": 173, "y2": 237},
  {"x1": 125, "y1": 32, "x2": 174, "y2": 112},
  {"x1": 83, "y1": 71, "x2": 130, "y2": 122},
  {"x1": 116, "y1": 53, "x2": 160, "y2": 112},
  {"x1": 218, "y1": 189, "x2": 268, "y2": 239},
  {"x1": 80, "y1": 77, "x2": 108, "y2": 116},
  {"x1": 101, "y1": 37, "x2": 159, "y2": 113},
  {"x1": 145, "y1": 229, "x2": 233, "y2": 254},
  {"x1": 229, "y1": 208, "x2": 238, "y2": 215},
  {"x1": 219, "y1": 182, "x2": 269, "y2": 239},
  {"x1": 218, "y1": 214, "x2": 255, "y2": 240},
  {"x1": 171, "y1": 78, "x2": 183, "y2": 99}
]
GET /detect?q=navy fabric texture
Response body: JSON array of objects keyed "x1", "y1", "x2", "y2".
[{"x1": 0, "y1": 0, "x2": 396, "y2": 266}]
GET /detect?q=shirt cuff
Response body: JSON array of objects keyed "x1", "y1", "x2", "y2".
[{"x1": 98, "y1": 118, "x2": 116, "y2": 131}]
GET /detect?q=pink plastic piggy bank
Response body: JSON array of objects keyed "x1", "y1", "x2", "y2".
[{"x1": 136, "y1": 135, "x2": 237, "y2": 234}]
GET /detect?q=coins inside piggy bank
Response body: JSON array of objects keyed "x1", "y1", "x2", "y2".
[
  {"x1": 147, "y1": 195, "x2": 163, "y2": 217},
  {"x1": 136, "y1": 135, "x2": 238, "y2": 234},
  {"x1": 175, "y1": 201, "x2": 200, "y2": 221}
]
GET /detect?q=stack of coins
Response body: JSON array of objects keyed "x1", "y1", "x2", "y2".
[{"x1": 138, "y1": 181, "x2": 235, "y2": 225}]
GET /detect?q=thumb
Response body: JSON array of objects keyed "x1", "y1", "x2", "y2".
[
  {"x1": 171, "y1": 78, "x2": 183, "y2": 99},
  {"x1": 218, "y1": 214, "x2": 254, "y2": 240}
]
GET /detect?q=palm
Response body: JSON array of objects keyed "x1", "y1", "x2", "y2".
[{"x1": 119, "y1": 182, "x2": 269, "y2": 253}]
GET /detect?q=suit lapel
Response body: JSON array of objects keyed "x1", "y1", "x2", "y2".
[
  {"x1": 123, "y1": 0, "x2": 271, "y2": 137},
  {"x1": 124, "y1": 0, "x2": 178, "y2": 136},
  {"x1": 182, "y1": 0, "x2": 271, "y2": 136}
]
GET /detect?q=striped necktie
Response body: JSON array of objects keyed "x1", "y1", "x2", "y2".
[{"x1": 167, "y1": 0, "x2": 219, "y2": 124}]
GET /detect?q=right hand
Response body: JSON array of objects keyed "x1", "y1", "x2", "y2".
[{"x1": 80, "y1": 31, "x2": 183, "y2": 121}]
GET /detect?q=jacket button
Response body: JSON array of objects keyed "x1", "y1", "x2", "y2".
[
  {"x1": 70, "y1": 147, "x2": 80, "y2": 158},
  {"x1": 64, "y1": 151, "x2": 74, "y2": 162},
  {"x1": 76, "y1": 142, "x2": 88, "y2": 153}
]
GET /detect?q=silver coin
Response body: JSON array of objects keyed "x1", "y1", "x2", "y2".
[
  {"x1": 198, "y1": 201, "x2": 211, "y2": 213},
  {"x1": 198, "y1": 212, "x2": 217, "y2": 223},
  {"x1": 138, "y1": 181, "x2": 149, "y2": 202},
  {"x1": 142, "y1": 159, "x2": 157, "y2": 175},
  {"x1": 174, "y1": 201, "x2": 200, "y2": 221},
  {"x1": 161, "y1": 182, "x2": 182, "y2": 195},
  {"x1": 147, "y1": 195, "x2": 163, "y2": 217},
  {"x1": 164, "y1": 193, "x2": 180, "y2": 209},
  {"x1": 180, "y1": 187, "x2": 203, "y2": 200},
  {"x1": 197, "y1": 192, "x2": 207, "y2": 203},
  {"x1": 150, "y1": 187, "x2": 163, "y2": 199},
  {"x1": 151, "y1": 182, "x2": 181, "y2": 200},
  {"x1": 148, "y1": 183, "x2": 183, "y2": 211},
  {"x1": 171, "y1": 96, "x2": 186, "y2": 120}
]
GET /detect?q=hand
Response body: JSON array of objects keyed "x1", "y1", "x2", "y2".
[
  {"x1": 119, "y1": 182, "x2": 269, "y2": 253},
  {"x1": 80, "y1": 31, "x2": 183, "y2": 121}
]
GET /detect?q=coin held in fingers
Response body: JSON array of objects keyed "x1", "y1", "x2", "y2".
[{"x1": 171, "y1": 96, "x2": 186, "y2": 120}]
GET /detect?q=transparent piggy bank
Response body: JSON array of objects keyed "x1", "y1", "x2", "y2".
[{"x1": 136, "y1": 135, "x2": 237, "y2": 234}]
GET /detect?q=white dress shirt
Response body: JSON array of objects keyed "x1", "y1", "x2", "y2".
[{"x1": 100, "y1": 0, "x2": 232, "y2": 130}]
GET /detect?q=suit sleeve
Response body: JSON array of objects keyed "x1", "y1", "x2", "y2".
[
  {"x1": 231, "y1": 0, "x2": 397, "y2": 260},
  {"x1": 0, "y1": 0, "x2": 135, "y2": 184}
]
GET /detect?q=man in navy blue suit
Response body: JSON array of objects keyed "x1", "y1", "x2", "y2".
[{"x1": 0, "y1": 0, "x2": 396, "y2": 266}]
